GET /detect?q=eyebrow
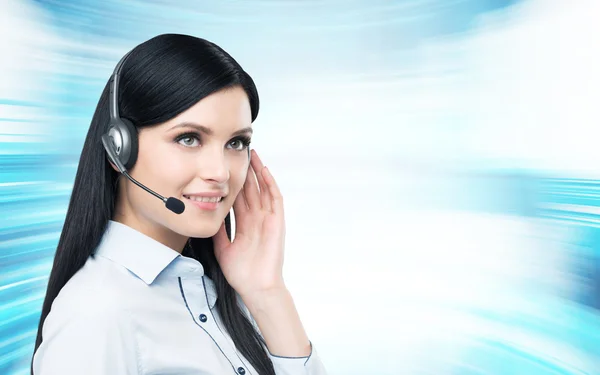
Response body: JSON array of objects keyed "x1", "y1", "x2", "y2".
[{"x1": 170, "y1": 121, "x2": 253, "y2": 137}]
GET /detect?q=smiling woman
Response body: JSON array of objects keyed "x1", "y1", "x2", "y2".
[{"x1": 30, "y1": 34, "x2": 327, "y2": 375}]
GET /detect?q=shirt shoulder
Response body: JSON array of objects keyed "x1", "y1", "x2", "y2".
[
  {"x1": 42, "y1": 253, "x2": 148, "y2": 339},
  {"x1": 34, "y1": 304, "x2": 141, "y2": 374},
  {"x1": 34, "y1": 256, "x2": 142, "y2": 374}
]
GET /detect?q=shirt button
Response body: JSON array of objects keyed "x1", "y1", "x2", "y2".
[
  {"x1": 199, "y1": 314, "x2": 208, "y2": 323},
  {"x1": 237, "y1": 367, "x2": 245, "y2": 375}
]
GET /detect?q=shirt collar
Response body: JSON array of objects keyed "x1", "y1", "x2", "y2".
[{"x1": 94, "y1": 220, "x2": 205, "y2": 285}]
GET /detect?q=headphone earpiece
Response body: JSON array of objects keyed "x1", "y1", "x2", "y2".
[{"x1": 105, "y1": 118, "x2": 138, "y2": 171}]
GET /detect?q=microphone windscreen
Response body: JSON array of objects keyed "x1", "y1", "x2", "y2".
[{"x1": 166, "y1": 197, "x2": 185, "y2": 214}]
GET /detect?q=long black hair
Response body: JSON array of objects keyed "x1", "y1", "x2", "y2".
[{"x1": 31, "y1": 33, "x2": 275, "y2": 375}]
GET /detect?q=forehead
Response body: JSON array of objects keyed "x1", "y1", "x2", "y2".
[{"x1": 163, "y1": 86, "x2": 252, "y2": 132}]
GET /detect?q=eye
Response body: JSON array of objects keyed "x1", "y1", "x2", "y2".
[
  {"x1": 175, "y1": 133, "x2": 200, "y2": 147},
  {"x1": 227, "y1": 136, "x2": 251, "y2": 151}
]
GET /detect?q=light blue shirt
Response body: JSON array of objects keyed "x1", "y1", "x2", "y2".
[{"x1": 33, "y1": 220, "x2": 327, "y2": 375}]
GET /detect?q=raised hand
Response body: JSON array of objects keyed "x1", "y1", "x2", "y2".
[{"x1": 212, "y1": 149, "x2": 286, "y2": 299}]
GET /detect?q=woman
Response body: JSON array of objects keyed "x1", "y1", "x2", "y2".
[{"x1": 31, "y1": 33, "x2": 327, "y2": 375}]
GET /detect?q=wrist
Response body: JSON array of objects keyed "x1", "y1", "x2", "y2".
[
  {"x1": 240, "y1": 285, "x2": 290, "y2": 313},
  {"x1": 239, "y1": 285, "x2": 311, "y2": 358}
]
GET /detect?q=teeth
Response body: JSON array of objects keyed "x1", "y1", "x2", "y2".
[{"x1": 184, "y1": 195, "x2": 222, "y2": 203}]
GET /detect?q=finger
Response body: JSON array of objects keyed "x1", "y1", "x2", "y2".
[
  {"x1": 250, "y1": 149, "x2": 271, "y2": 211},
  {"x1": 262, "y1": 166, "x2": 284, "y2": 216},
  {"x1": 243, "y1": 162, "x2": 260, "y2": 210},
  {"x1": 232, "y1": 186, "x2": 249, "y2": 216}
]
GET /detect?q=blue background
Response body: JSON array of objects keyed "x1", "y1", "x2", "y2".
[{"x1": 1, "y1": 0, "x2": 599, "y2": 374}]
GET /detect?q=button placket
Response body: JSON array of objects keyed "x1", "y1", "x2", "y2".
[{"x1": 179, "y1": 277, "x2": 252, "y2": 374}]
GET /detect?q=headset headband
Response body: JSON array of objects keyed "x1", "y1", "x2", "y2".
[{"x1": 109, "y1": 50, "x2": 134, "y2": 122}]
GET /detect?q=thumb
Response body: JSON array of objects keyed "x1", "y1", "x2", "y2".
[{"x1": 212, "y1": 220, "x2": 230, "y2": 256}]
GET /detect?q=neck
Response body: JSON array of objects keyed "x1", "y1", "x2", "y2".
[
  {"x1": 112, "y1": 215, "x2": 188, "y2": 254},
  {"x1": 112, "y1": 176, "x2": 188, "y2": 253}
]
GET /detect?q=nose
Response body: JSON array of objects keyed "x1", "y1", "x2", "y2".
[{"x1": 197, "y1": 147, "x2": 229, "y2": 183}]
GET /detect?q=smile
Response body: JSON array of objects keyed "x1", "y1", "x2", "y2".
[{"x1": 183, "y1": 195, "x2": 224, "y2": 203}]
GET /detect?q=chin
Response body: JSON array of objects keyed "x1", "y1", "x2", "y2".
[{"x1": 179, "y1": 218, "x2": 225, "y2": 239}]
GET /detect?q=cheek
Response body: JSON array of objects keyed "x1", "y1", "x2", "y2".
[
  {"x1": 137, "y1": 141, "x2": 192, "y2": 187},
  {"x1": 229, "y1": 156, "x2": 250, "y2": 193}
]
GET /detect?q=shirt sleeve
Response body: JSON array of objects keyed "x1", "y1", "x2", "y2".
[
  {"x1": 268, "y1": 340, "x2": 329, "y2": 375},
  {"x1": 32, "y1": 307, "x2": 141, "y2": 375},
  {"x1": 235, "y1": 293, "x2": 329, "y2": 375}
]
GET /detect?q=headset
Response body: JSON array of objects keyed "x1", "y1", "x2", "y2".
[{"x1": 101, "y1": 50, "x2": 186, "y2": 214}]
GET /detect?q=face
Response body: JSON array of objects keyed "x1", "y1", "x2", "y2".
[{"x1": 113, "y1": 85, "x2": 252, "y2": 248}]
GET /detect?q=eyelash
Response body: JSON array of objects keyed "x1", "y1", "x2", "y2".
[{"x1": 174, "y1": 132, "x2": 251, "y2": 151}]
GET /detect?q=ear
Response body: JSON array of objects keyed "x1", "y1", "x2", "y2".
[{"x1": 107, "y1": 159, "x2": 120, "y2": 173}]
